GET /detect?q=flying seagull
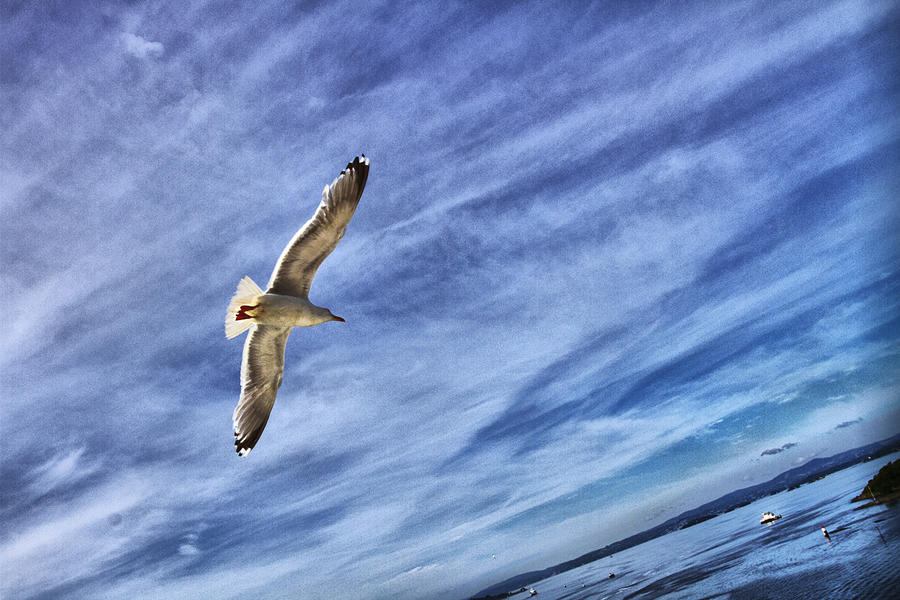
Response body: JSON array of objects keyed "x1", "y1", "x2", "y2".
[{"x1": 225, "y1": 155, "x2": 370, "y2": 456}]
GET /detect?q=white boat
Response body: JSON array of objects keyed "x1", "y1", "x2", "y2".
[{"x1": 760, "y1": 511, "x2": 781, "y2": 524}]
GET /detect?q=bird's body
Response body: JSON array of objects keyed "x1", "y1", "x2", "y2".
[
  {"x1": 225, "y1": 155, "x2": 370, "y2": 456},
  {"x1": 234, "y1": 291, "x2": 339, "y2": 329}
]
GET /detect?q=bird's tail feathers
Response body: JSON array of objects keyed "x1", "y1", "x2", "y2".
[{"x1": 225, "y1": 276, "x2": 264, "y2": 339}]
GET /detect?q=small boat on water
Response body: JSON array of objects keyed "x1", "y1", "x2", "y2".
[
  {"x1": 760, "y1": 511, "x2": 781, "y2": 524},
  {"x1": 529, "y1": 588, "x2": 538, "y2": 596}
]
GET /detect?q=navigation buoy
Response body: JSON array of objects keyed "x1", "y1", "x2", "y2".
[{"x1": 821, "y1": 526, "x2": 831, "y2": 540}]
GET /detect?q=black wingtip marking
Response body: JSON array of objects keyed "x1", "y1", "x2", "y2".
[
  {"x1": 235, "y1": 438, "x2": 252, "y2": 456},
  {"x1": 234, "y1": 423, "x2": 267, "y2": 456},
  {"x1": 339, "y1": 154, "x2": 369, "y2": 192}
]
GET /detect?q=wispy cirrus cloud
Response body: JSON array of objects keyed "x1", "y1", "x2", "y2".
[
  {"x1": 121, "y1": 32, "x2": 164, "y2": 59},
  {"x1": 26, "y1": 448, "x2": 100, "y2": 497},
  {"x1": 2, "y1": 0, "x2": 898, "y2": 599}
]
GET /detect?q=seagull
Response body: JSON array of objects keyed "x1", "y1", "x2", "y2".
[{"x1": 225, "y1": 155, "x2": 370, "y2": 456}]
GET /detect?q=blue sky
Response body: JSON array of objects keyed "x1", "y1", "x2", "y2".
[{"x1": 2, "y1": 1, "x2": 898, "y2": 598}]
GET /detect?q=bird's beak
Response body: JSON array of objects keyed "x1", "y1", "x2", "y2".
[{"x1": 332, "y1": 315, "x2": 346, "y2": 322}]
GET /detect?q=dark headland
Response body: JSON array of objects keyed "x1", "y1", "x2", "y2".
[
  {"x1": 470, "y1": 433, "x2": 900, "y2": 600},
  {"x1": 852, "y1": 457, "x2": 900, "y2": 508}
]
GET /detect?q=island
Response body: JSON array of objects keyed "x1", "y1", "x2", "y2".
[
  {"x1": 852, "y1": 459, "x2": 900, "y2": 508},
  {"x1": 471, "y1": 586, "x2": 530, "y2": 600}
]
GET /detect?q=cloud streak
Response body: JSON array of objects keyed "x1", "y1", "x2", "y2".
[
  {"x1": 2, "y1": 1, "x2": 898, "y2": 598},
  {"x1": 121, "y1": 33, "x2": 164, "y2": 59},
  {"x1": 761, "y1": 443, "x2": 798, "y2": 457}
]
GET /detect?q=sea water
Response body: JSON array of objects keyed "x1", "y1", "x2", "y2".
[{"x1": 528, "y1": 452, "x2": 900, "y2": 600}]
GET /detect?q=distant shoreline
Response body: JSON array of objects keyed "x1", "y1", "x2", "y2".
[
  {"x1": 469, "y1": 433, "x2": 900, "y2": 599},
  {"x1": 852, "y1": 489, "x2": 900, "y2": 509}
]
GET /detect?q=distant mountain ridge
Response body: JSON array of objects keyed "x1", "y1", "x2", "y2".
[{"x1": 471, "y1": 433, "x2": 900, "y2": 599}]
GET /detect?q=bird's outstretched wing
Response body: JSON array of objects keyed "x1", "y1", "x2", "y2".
[
  {"x1": 266, "y1": 155, "x2": 370, "y2": 298},
  {"x1": 233, "y1": 325, "x2": 292, "y2": 456}
]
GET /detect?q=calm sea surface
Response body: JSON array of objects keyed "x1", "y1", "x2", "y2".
[{"x1": 527, "y1": 453, "x2": 900, "y2": 600}]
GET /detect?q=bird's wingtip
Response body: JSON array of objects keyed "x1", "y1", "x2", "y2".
[
  {"x1": 235, "y1": 438, "x2": 253, "y2": 457},
  {"x1": 234, "y1": 429, "x2": 254, "y2": 457},
  {"x1": 345, "y1": 154, "x2": 370, "y2": 170}
]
